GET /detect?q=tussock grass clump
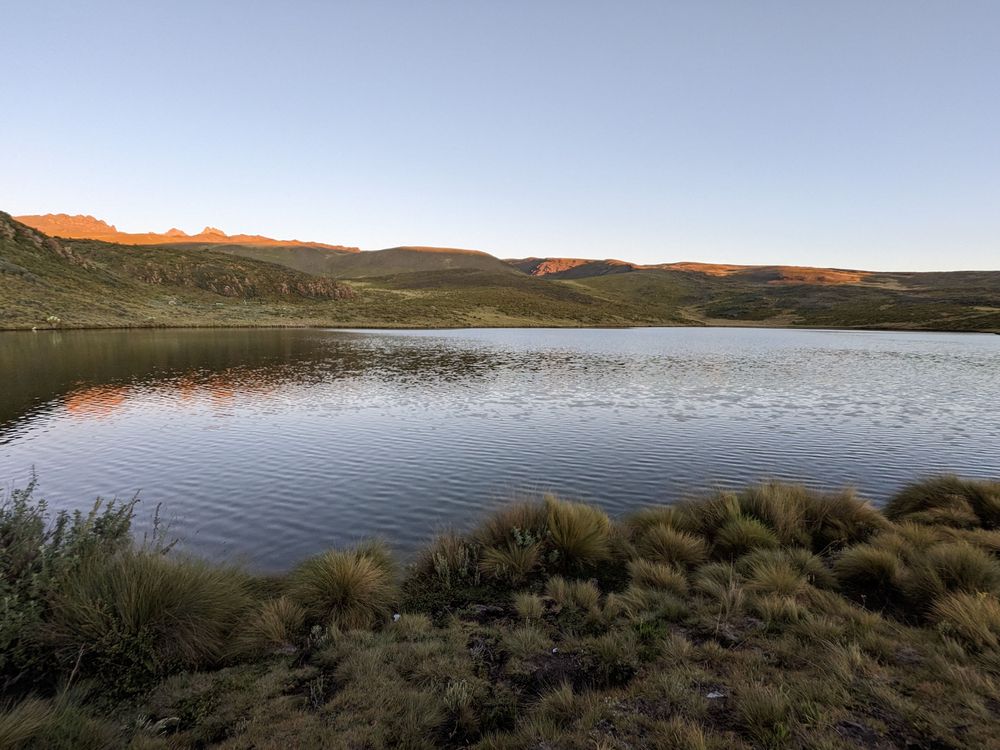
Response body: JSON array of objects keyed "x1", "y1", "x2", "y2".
[
  {"x1": 885, "y1": 475, "x2": 1000, "y2": 529},
  {"x1": 503, "y1": 625, "x2": 551, "y2": 659},
  {"x1": 479, "y1": 542, "x2": 540, "y2": 584},
  {"x1": 473, "y1": 501, "x2": 548, "y2": 549},
  {"x1": 650, "y1": 716, "x2": 709, "y2": 750},
  {"x1": 47, "y1": 551, "x2": 252, "y2": 688},
  {"x1": 833, "y1": 544, "x2": 905, "y2": 607},
  {"x1": 0, "y1": 698, "x2": 51, "y2": 749},
  {"x1": 235, "y1": 596, "x2": 306, "y2": 656},
  {"x1": 930, "y1": 592, "x2": 1000, "y2": 650},
  {"x1": 635, "y1": 524, "x2": 708, "y2": 568},
  {"x1": 7, "y1": 475, "x2": 1000, "y2": 750},
  {"x1": 621, "y1": 505, "x2": 691, "y2": 536},
  {"x1": 544, "y1": 496, "x2": 613, "y2": 572},
  {"x1": 680, "y1": 482, "x2": 885, "y2": 555},
  {"x1": 735, "y1": 683, "x2": 792, "y2": 747},
  {"x1": 628, "y1": 559, "x2": 688, "y2": 596},
  {"x1": 714, "y1": 516, "x2": 780, "y2": 557},
  {"x1": 905, "y1": 542, "x2": 1000, "y2": 603},
  {"x1": 546, "y1": 576, "x2": 601, "y2": 610},
  {"x1": 745, "y1": 558, "x2": 808, "y2": 597},
  {"x1": 289, "y1": 543, "x2": 396, "y2": 630},
  {"x1": 739, "y1": 547, "x2": 835, "y2": 590},
  {"x1": 411, "y1": 531, "x2": 479, "y2": 589},
  {"x1": 513, "y1": 592, "x2": 544, "y2": 621}
]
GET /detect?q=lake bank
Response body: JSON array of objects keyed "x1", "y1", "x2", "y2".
[{"x1": 3, "y1": 475, "x2": 999, "y2": 748}]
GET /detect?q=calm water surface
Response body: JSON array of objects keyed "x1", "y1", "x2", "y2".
[{"x1": 1, "y1": 327, "x2": 998, "y2": 569}]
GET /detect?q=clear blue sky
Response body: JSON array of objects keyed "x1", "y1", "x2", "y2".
[{"x1": 2, "y1": 1, "x2": 998, "y2": 270}]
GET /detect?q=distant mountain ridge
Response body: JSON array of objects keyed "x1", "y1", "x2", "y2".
[
  {"x1": 15, "y1": 213, "x2": 359, "y2": 253},
  {"x1": 508, "y1": 257, "x2": 874, "y2": 285},
  {"x1": 4, "y1": 210, "x2": 999, "y2": 332}
]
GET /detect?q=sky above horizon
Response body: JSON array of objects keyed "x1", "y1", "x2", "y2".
[{"x1": 2, "y1": 1, "x2": 998, "y2": 271}]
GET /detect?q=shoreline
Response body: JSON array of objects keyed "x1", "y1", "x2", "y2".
[
  {"x1": 2, "y1": 320, "x2": 998, "y2": 335},
  {"x1": 3, "y1": 475, "x2": 999, "y2": 748}
]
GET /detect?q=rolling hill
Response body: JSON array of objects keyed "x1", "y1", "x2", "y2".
[{"x1": 3, "y1": 211, "x2": 999, "y2": 331}]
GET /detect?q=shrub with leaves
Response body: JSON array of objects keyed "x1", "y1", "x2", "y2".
[{"x1": 0, "y1": 479, "x2": 136, "y2": 693}]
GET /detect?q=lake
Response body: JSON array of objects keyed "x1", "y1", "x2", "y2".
[{"x1": 1, "y1": 327, "x2": 998, "y2": 569}]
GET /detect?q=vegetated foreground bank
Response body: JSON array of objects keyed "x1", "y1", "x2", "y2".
[{"x1": 2, "y1": 476, "x2": 1000, "y2": 749}]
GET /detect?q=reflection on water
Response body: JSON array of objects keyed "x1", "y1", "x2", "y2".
[{"x1": 1, "y1": 327, "x2": 998, "y2": 570}]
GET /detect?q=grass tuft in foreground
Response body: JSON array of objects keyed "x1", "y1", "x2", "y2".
[{"x1": 2, "y1": 475, "x2": 1000, "y2": 748}]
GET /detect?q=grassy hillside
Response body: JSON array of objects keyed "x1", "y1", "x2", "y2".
[
  {"x1": 3, "y1": 212, "x2": 999, "y2": 331},
  {"x1": 320, "y1": 246, "x2": 521, "y2": 279},
  {"x1": 576, "y1": 268, "x2": 1000, "y2": 332},
  {"x1": 0, "y1": 213, "x2": 359, "y2": 330},
  {"x1": 3, "y1": 475, "x2": 1000, "y2": 748},
  {"x1": 0, "y1": 215, "x2": 652, "y2": 330},
  {"x1": 165, "y1": 242, "x2": 357, "y2": 277}
]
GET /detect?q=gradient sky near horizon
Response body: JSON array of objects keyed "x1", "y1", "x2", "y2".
[{"x1": 2, "y1": 1, "x2": 998, "y2": 270}]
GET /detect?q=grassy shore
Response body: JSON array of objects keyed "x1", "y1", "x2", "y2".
[{"x1": 2, "y1": 477, "x2": 1000, "y2": 749}]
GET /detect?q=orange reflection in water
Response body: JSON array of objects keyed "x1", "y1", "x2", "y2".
[
  {"x1": 62, "y1": 370, "x2": 282, "y2": 420},
  {"x1": 63, "y1": 386, "x2": 129, "y2": 418}
]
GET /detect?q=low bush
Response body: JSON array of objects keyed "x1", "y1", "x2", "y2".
[{"x1": 0, "y1": 480, "x2": 136, "y2": 692}]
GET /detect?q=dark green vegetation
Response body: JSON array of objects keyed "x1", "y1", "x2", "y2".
[
  {"x1": 3, "y1": 476, "x2": 1000, "y2": 748},
  {"x1": 3, "y1": 211, "x2": 1000, "y2": 331}
]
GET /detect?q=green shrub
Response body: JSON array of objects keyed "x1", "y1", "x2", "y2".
[
  {"x1": 544, "y1": 496, "x2": 613, "y2": 572},
  {"x1": 885, "y1": 476, "x2": 1000, "y2": 529},
  {"x1": 0, "y1": 480, "x2": 136, "y2": 692},
  {"x1": 289, "y1": 545, "x2": 396, "y2": 630},
  {"x1": 46, "y1": 551, "x2": 252, "y2": 690}
]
